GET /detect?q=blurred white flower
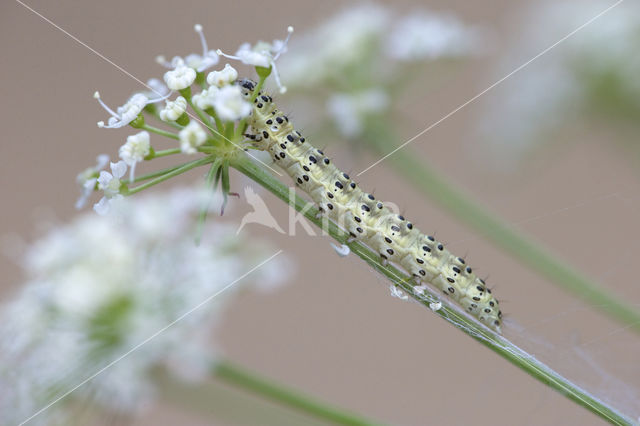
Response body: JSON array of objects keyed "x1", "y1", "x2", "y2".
[
  {"x1": 95, "y1": 92, "x2": 168, "y2": 129},
  {"x1": 94, "y1": 161, "x2": 127, "y2": 215},
  {"x1": 119, "y1": 131, "x2": 151, "y2": 182},
  {"x1": 156, "y1": 24, "x2": 220, "y2": 73},
  {"x1": 386, "y1": 12, "x2": 478, "y2": 61},
  {"x1": 214, "y1": 85, "x2": 252, "y2": 122},
  {"x1": 0, "y1": 188, "x2": 291, "y2": 424},
  {"x1": 280, "y1": 4, "x2": 390, "y2": 87},
  {"x1": 75, "y1": 154, "x2": 110, "y2": 210},
  {"x1": 192, "y1": 87, "x2": 220, "y2": 110},
  {"x1": 207, "y1": 64, "x2": 239, "y2": 88},
  {"x1": 159, "y1": 96, "x2": 188, "y2": 122},
  {"x1": 327, "y1": 89, "x2": 389, "y2": 138},
  {"x1": 179, "y1": 121, "x2": 207, "y2": 154}
]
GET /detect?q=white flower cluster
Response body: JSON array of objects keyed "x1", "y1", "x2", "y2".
[
  {"x1": 119, "y1": 131, "x2": 151, "y2": 181},
  {"x1": 94, "y1": 160, "x2": 127, "y2": 215},
  {"x1": 88, "y1": 22, "x2": 297, "y2": 213},
  {"x1": 179, "y1": 121, "x2": 208, "y2": 154},
  {"x1": 0, "y1": 188, "x2": 291, "y2": 424},
  {"x1": 278, "y1": 3, "x2": 480, "y2": 139},
  {"x1": 192, "y1": 63, "x2": 251, "y2": 122},
  {"x1": 280, "y1": 4, "x2": 390, "y2": 87},
  {"x1": 386, "y1": 12, "x2": 479, "y2": 61},
  {"x1": 280, "y1": 4, "x2": 478, "y2": 87},
  {"x1": 76, "y1": 155, "x2": 132, "y2": 215},
  {"x1": 94, "y1": 24, "x2": 293, "y2": 133},
  {"x1": 159, "y1": 96, "x2": 188, "y2": 123}
]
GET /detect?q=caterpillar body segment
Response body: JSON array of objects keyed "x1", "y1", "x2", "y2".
[{"x1": 238, "y1": 79, "x2": 502, "y2": 332}]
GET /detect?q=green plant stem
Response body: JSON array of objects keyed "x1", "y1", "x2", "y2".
[
  {"x1": 212, "y1": 361, "x2": 383, "y2": 426},
  {"x1": 231, "y1": 154, "x2": 635, "y2": 426},
  {"x1": 127, "y1": 156, "x2": 215, "y2": 195},
  {"x1": 361, "y1": 123, "x2": 640, "y2": 334},
  {"x1": 140, "y1": 124, "x2": 179, "y2": 140},
  {"x1": 151, "y1": 148, "x2": 182, "y2": 158}
]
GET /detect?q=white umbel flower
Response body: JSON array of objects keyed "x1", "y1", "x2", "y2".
[
  {"x1": 95, "y1": 92, "x2": 169, "y2": 129},
  {"x1": 0, "y1": 188, "x2": 292, "y2": 424},
  {"x1": 217, "y1": 26, "x2": 293, "y2": 93},
  {"x1": 192, "y1": 87, "x2": 220, "y2": 110},
  {"x1": 156, "y1": 24, "x2": 220, "y2": 73},
  {"x1": 179, "y1": 122, "x2": 207, "y2": 154},
  {"x1": 94, "y1": 161, "x2": 127, "y2": 215},
  {"x1": 164, "y1": 60, "x2": 197, "y2": 91},
  {"x1": 75, "y1": 154, "x2": 110, "y2": 209},
  {"x1": 386, "y1": 12, "x2": 477, "y2": 61},
  {"x1": 279, "y1": 5, "x2": 389, "y2": 87},
  {"x1": 207, "y1": 64, "x2": 239, "y2": 87},
  {"x1": 213, "y1": 85, "x2": 252, "y2": 122},
  {"x1": 119, "y1": 131, "x2": 151, "y2": 182},
  {"x1": 159, "y1": 96, "x2": 187, "y2": 122}
]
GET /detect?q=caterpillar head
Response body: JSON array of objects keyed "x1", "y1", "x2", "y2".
[{"x1": 238, "y1": 78, "x2": 257, "y2": 97}]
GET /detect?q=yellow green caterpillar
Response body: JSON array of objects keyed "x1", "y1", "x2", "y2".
[{"x1": 239, "y1": 79, "x2": 502, "y2": 332}]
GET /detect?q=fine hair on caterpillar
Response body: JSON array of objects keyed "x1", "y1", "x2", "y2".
[{"x1": 238, "y1": 78, "x2": 503, "y2": 333}]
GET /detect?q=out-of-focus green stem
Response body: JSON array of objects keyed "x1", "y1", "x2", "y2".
[
  {"x1": 361, "y1": 121, "x2": 640, "y2": 334},
  {"x1": 231, "y1": 154, "x2": 635, "y2": 426},
  {"x1": 213, "y1": 361, "x2": 383, "y2": 426},
  {"x1": 154, "y1": 361, "x2": 381, "y2": 425}
]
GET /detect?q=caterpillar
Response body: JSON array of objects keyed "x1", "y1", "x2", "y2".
[{"x1": 238, "y1": 79, "x2": 502, "y2": 333}]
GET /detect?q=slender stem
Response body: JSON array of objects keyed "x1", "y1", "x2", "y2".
[
  {"x1": 122, "y1": 161, "x2": 200, "y2": 185},
  {"x1": 231, "y1": 154, "x2": 635, "y2": 426},
  {"x1": 204, "y1": 107, "x2": 225, "y2": 134},
  {"x1": 213, "y1": 361, "x2": 383, "y2": 426},
  {"x1": 140, "y1": 124, "x2": 179, "y2": 140},
  {"x1": 127, "y1": 156, "x2": 215, "y2": 195},
  {"x1": 151, "y1": 148, "x2": 182, "y2": 158},
  {"x1": 361, "y1": 122, "x2": 640, "y2": 334},
  {"x1": 196, "y1": 159, "x2": 223, "y2": 244},
  {"x1": 251, "y1": 76, "x2": 267, "y2": 102}
]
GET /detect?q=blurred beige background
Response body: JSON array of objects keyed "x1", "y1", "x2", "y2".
[{"x1": 2, "y1": 0, "x2": 639, "y2": 425}]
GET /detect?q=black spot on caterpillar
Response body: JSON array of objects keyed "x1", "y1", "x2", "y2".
[{"x1": 238, "y1": 79, "x2": 502, "y2": 333}]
